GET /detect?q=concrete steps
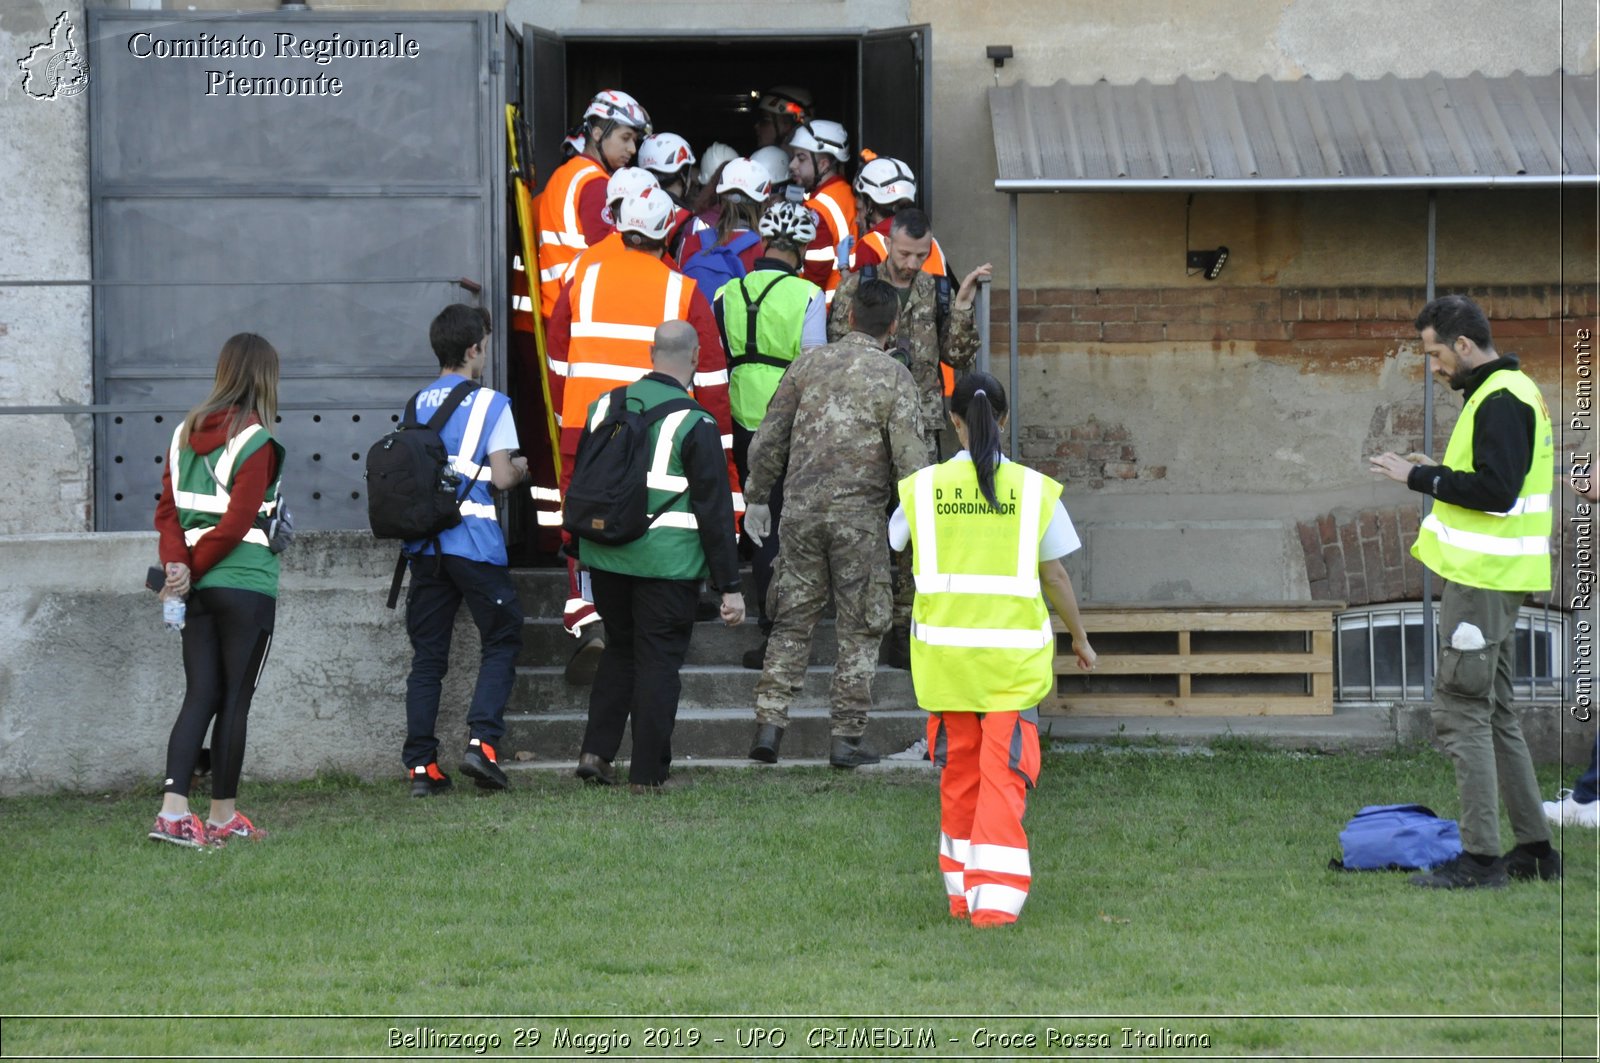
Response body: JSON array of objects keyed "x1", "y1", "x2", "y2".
[
  {"x1": 518, "y1": 616, "x2": 839, "y2": 668},
  {"x1": 503, "y1": 565, "x2": 1416, "y2": 770}
]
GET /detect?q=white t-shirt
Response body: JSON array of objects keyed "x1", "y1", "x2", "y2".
[{"x1": 888, "y1": 451, "x2": 1080, "y2": 561}]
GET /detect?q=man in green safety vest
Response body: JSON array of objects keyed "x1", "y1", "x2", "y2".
[
  {"x1": 714, "y1": 200, "x2": 827, "y2": 669},
  {"x1": 1371, "y1": 294, "x2": 1559, "y2": 889}
]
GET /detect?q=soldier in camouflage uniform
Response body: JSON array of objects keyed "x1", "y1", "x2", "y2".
[
  {"x1": 743, "y1": 279, "x2": 928, "y2": 768},
  {"x1": 830, "y1": 208, "x2": 992, "y2": 666}
]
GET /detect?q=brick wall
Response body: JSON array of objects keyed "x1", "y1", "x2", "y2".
[
  {"x1": 1298, "y1": 506, "x2": 1427, "y2": 605},
  {"x1": 1298, "y1": 503, "x2": 1583, "y2": 607},
  {"x1": 988, "y1": 283, "x2": 1596, "y2": 359},
  {"x1": 1017, "y1": 418, "x2": 1167, "y2": 489}
]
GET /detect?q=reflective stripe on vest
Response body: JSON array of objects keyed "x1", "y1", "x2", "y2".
[
  {"x1": 578, "y1": 379, "x2": 711, "y2": 579},
  {"x1": 1411, "y1": 368, "x2": 1555, "y2": 592},
  {"x1": 169, "y1": 423, "x2": 278, "y2": 521},
  {"x1": 902, "y1": 459, "x2": 1062, "y2": 712},
  {"x1": 806, "y1": 178, "x2": 856, "y2": 302},
  {"x1": 561, "y1": 253, "x2": 697, "y2": 431},
  {"x1": 536, "y1": 156, "x2": 606, "y2": 315}
]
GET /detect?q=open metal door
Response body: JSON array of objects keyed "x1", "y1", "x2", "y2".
[
  {"x1": 521, "y1": 25, "x2": 568, "y2": 196},
  {"x1": 858, "y1": 25, "x2": 932, "y2": 218},
  {"x1": 87, "y1": 10, "x2": 505, "y2": 531}
]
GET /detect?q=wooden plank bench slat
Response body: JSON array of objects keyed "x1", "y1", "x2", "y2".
[{"x1": 1050, "y1": 601, "x2": 1344, "y2": 717}]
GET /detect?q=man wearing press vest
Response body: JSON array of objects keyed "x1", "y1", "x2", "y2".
[
  {"x1": 1371, "y1": 294, "x2": 1559, "y2": 888},
  {"x1": 401, "y1": 305, "x2": 528, "y2": 797}
]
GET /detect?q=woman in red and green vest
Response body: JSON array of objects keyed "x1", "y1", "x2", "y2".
[
  {"x1": 150, "y1": 334, "x2": 285, "y2": 848},
  {"x1": 890, "y1": 372, "x2": 1097, "y2": 927}
]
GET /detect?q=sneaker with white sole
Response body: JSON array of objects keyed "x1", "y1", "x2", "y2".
[
  {"x1": 206, "y1": 811, "x2": 266, "y2": 844},
  {"x1": 148, "y1": 812, "x2": 209, "y2": 849},
  {"x1": 1543, "y1": 790, "x2": 1600, "y2": 828}
]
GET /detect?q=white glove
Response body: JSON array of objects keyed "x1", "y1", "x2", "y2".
[{"x1": 745, "y1": 503, "x2": 773, "y2": 547}]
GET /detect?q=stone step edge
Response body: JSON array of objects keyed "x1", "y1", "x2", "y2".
[
  {"x1": 503, "y1": 757, "x2": 935, "y2": 773},
  {"x1": 505, "y1": 707, "x2": 929, "y2": 722}
]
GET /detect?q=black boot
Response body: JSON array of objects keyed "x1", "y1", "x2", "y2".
[
  {"x1": 830, "y1": 734, "x2": 881, "y2": 769},
  {"x1": 880, "y1": 625, "x2": 911, "y2": 670},
  {"x1": 741, "y1": 639, "x2": 768, "y2": 671},
  {"x1": 749, "y1": 723, "x2": 784, "y2": 763}
]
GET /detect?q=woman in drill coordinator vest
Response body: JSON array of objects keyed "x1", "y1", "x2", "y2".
[{"x1": 890, "y1": 372, "x2": 1096, "y2": 926}]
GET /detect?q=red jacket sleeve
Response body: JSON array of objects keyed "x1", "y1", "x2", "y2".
[
  {"x1": 546, "y1": 282, "x2": 573, "y2": 424},
  {"x1": 852, "y1": 237, "x2": 883, "y2": 270},
  {"x1": 800, "y1": 213, "x2": 838, "y2": 288},
  {"x1": 154, "y1": 462, "x2": 191, "y2": 569},
  {"x1": 189, "y1": 446, "x2": 277, "y2": 580},
  {"x1": 577, "y1": 179, "x2": 610, "y2": 244}
]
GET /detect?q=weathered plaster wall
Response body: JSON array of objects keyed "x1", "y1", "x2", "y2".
[{"x1": 1, "y1": 0, "x2": 93, "y2": 534}]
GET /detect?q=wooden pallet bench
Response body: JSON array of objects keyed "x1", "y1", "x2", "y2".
[{"x1": 1050, "y1": 602, "x2": 1342, "y2": 716}]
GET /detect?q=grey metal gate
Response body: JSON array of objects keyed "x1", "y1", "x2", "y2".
[{"x1": 88, "y1": 10, "x2": 506, "y2": 531}]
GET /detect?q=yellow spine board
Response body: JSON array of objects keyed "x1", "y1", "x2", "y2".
[{"x1": 505, "y1": 104, "x2": 562, "y2": 481}]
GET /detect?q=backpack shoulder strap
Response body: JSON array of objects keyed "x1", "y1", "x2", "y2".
[
  {"x1": 935, "y1": 273, "x2": 951, "y2": 331},
  {"x1": 423, "y1": 379, "x2": 480, "y2": 433},
  {"x1": 729, "y1": 230, "x2": 762, "y2": 255},
  {"x1": 640, "y1": 396, "x2": 700, "y2": 427},
  {"x1": 737, "y1": 273, "x2": 797, "y2": 366}
]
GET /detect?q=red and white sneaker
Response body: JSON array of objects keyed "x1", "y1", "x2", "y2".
[
  {"x1": 207, "y1": 811, "x2": 266, "y2": 844},
  {"x1": 148, "y1": 812, "x2": 208, "y2": 849}
]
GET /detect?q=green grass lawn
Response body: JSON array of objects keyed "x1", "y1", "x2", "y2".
[{"x1": 2, "y1": 747, "x2": 1596, "y2": 1060}]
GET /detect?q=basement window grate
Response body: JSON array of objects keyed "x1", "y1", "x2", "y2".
[{"x1": 1334, "y1": 603, "x2": 1568, "y2": 703}]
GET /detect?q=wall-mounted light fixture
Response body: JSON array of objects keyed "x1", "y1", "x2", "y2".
[
  {"x1": 986, "y1": 45, "x2": 1014, "y2": 71},
  {"x1": 1186, "y1": 246, "x2": 1229, "y2": 280},
  {"x1": 1184, "y1": 193, "x2": 1229, "y2": 280}
]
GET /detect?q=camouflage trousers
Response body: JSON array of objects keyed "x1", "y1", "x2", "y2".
[
  {"x1": 892, "y1": 431, "x2": 943, "y2": 628},
  {"x1": 755, "y1": 513, "x2": 893, "y2": 736}
]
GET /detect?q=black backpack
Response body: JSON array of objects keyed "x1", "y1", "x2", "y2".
[
  {"x1": 563, "y1": 386, "x2": 698, "y2": 546},
  {"x1": 365, "y1": 379, "x2": 481, "y2": 606}
]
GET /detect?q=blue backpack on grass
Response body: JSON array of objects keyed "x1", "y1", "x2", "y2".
[{"x1": 1330, "y1": 804, "x2": 1462, "y2": 871}]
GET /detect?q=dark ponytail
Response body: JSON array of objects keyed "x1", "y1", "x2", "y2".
[{"x1": 950, "y1": 371, "x2": 1007, "y2": 513}]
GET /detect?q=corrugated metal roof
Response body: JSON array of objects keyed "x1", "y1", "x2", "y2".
[{"x1": 990, "y1": 71, "x2": 1599, "y2": 191}]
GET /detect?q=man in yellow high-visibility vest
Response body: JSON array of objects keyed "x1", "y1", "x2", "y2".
[{"x1": 1371, "y1": 294, "x2": 1558, "y2": 889}]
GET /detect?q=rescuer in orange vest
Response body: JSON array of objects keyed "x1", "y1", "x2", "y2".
[
  {"x1": 786, "y1": 119, "x2": 856, "y2": 308},
  {"x1": 535, "y1": 90, "x2": 652, "y2": 318},
  {"x1": 848, "y1": 157, "x2": 949, "y2": 277},
  {"x1": 544, "y1": 188, "x2": 738, "y2": 681}
]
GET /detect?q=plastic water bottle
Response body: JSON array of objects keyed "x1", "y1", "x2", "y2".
[{"x1": 163, "y1": 595, "x2": 186, "y2": 633}]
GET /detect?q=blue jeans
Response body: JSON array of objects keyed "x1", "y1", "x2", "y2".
[{"x1": 403, "y1": 554, "x2": 523, "y2": 769}]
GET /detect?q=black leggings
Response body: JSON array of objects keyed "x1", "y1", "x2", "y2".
[{"x1": 163, "y1": 587, "x2": 276, "y2": 800}]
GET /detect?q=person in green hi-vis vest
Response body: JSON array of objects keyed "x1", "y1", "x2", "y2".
[
  {"x1": 150, "y1": 333, "x2": 285, "y2": 850},
  {"x1": 1371, "y1": 294, "x2": 1559, "y2": 889}
]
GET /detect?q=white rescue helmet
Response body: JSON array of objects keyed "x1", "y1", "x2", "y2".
[
  {"x1": 787, "y1": 119, "x2": 850, "y2": 162},
  {"x1": 698, "y1": 141, "x2": 738, "y2": 186},
  {"x1": 638, "y1": 132, "x2": 696, "y2": 176},
  {"x1": 716, "y1": 158, "x2": 772, "y2": 202},
  {"x1": 601, "y1": 167, "x2": 661, "y2": 225},
  {"x1": 605, "y1": 166, "x2": 660, "y2": 204},
  {"x1": 855, "y1": 156, "x2": 918, "y2": 206},
  {"x1": 583, "y1": 89, "x2": 652, "y2": 136},
  {"x1": 750, "y1": 146, "x2": 792, "y2": 187},
  {"x1": 757, "y1": 85, "x2": 814, "y2": 124},
  {"x1": 758, "y1": 200, "x2": 818, "y2": 247},
  {"x1": 614, "y1": 187, "x2": 675, "y2": 241}
]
